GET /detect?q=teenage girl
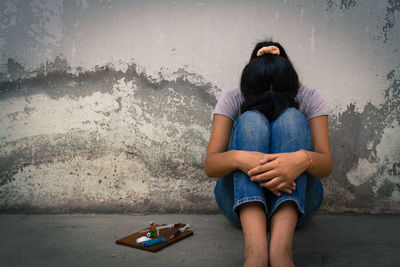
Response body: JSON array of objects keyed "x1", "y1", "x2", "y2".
[{"x1": 204, "y1": 40, "x2": 333, "y2": 267}]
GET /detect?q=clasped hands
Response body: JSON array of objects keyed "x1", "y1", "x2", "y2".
[{"x1": 240, "y1": 151, "x2": 307, "y2": 196}]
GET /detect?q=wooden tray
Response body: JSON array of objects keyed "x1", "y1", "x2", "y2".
[{"x1": 115, "y1": 223, "x2": 193, "y2": 252}]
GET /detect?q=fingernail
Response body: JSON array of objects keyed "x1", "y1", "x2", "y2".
[{"x1": 288, "y1": 190, "x2": 292, "y2": 194}]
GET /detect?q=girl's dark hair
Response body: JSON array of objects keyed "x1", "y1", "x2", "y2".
[{"x1": 240, "y1": 40, "x2": 299, "y2": 122}]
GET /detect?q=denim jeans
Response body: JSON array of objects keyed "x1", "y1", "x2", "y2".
[{"x1": 214, "y1": 108, "x2": 323, "y2": 229}]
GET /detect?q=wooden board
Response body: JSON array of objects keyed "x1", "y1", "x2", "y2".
[{"x1": 115, "y1": 223, "x2": 193, "y2": 252}]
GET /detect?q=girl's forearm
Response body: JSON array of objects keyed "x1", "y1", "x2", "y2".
[
  {"x1": 303, "y1": 150, "x2": 333, "y2": 178},
  {"x1": 205, "y1": 149, "x2": 333, "y2": 179},
  {"x1": 204, "y1": 150, "x2": 239, "y2": 178}
]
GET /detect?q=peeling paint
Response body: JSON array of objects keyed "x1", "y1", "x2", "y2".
[
  {"x1": 381, "y1": 0, "x2": 400, "y2": 42},
  {"x1": 325, "y1": 69, "x2": 400, "y2": 212},
  {"x1": 326, "y1": 0, "x2": 357, "y2": 11},
  {"x1": 29, "y1": 0, "x2": 64, "y2": 46},
  {"x1": 0, "y1": 56, "x2": 219, "y2": 213},
  {"x1": 0, "y1": 0, "x2": 399, "y2": 213},
  {"x1": 1, "y1": 55, "x2": 399, "y2": 213}
]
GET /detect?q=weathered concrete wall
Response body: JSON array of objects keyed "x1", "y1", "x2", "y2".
[{"x1": 0, "y1": 0, "x2": 399, "y2": 213}]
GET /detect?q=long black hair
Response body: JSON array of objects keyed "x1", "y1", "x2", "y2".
[{"x1": 240, "y1": 40, "x2": 299, "y2": 122}]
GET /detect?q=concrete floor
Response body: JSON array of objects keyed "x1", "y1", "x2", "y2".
[{"x1": 0, "y1": 214, "x2": 399, "y2": 267}]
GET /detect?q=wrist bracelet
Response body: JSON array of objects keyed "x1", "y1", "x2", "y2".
[{"x1": 300, "y1": 149, "x2": 313, "y2": 171}]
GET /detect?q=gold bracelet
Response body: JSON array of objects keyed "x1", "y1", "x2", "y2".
[{"x1": 300, "y1": 149, "x2": 313, "y2": 171}]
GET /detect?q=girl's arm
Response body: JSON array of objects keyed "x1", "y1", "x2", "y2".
[
  {"x1": 248, "y1": 115, "x2": 333, "y2": 195},
  {"x1": 204, "y1": 114, "x2": 267, "y2": 178},
  {"x1": 305, "y1": 115, "x2": 333, "y2": 178}
]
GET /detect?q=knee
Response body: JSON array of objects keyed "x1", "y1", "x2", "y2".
[
  {"x1": 272, "y1": 108, "x2": 310, "y2": 135},
  {"x1": 271, "y1": 108, "x2": 312, "y2": 151},
  {"x1": 275, "y1": 108, "x2": 308, "y2": 127},
  {"x1": 236, "y1": 110, "x2": 270, "y2": 126},
  {"x1": 233, "y1": 110, "x2": 271, "y2": 140}
]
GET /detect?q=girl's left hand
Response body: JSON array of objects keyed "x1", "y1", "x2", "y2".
[{"x1": 247, "y1": 151, "x2": 309, "y2": 196}]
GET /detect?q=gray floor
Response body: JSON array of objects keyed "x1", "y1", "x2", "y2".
[{"x1": 0, "y1": 213, "x2": 399, "y2": 267}]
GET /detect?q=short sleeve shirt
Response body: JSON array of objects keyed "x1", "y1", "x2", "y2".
[{"x1": 213, "y1": 85, "x2": 329, "y2": 121}]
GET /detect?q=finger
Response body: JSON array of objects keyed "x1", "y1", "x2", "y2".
[
  {"x1": 250, "y1": 170, "x2": 279, "y2": 183},
  {"x1": 265, "y1": 181, "x2": 294, "y2": 195},
  {"x1": 248, "y1": 162, "x2": 273, "y2": 176},
  {"x1": 259, "y1": 154, "x2": 278, "y2": 165},
  {"x1": 291, "y1": 181, "x2": 296, "y2": 190},
  {"x1": 282, "y1": 188, "x2": 293, "y2": 194},
  {"x1": 261, "y1": 177, "x2": 283, "y2": 189},
  {"x1": 248, "y1": 161, "x2": 276, "y2": 176},
  {"x1": 270, "y1": 189, "x2": 281, "y2": 196},
  {"x1": 282, "y1": 184, "x2": 295, "y2": 193}
]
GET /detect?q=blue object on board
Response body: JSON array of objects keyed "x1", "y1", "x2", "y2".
[{"x1": 141, "y1": 237, "x2": 166, "y2": 247}]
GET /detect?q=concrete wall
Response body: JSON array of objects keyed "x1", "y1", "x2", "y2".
[{"x1": 0, "y1": 0, "x2": 399, "y2": 213}]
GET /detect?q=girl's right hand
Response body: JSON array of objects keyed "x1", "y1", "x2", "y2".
[
  {"x1": 234, "y1": 150, "x2": 269, "y2": 174},
  {"x1": 236, "y1": 151, "x2": 296, "y2": 195}
]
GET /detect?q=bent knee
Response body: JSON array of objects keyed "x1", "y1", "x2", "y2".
[
  {"x1": 276, "y1": 108, "x2": 308, "y2": 127},
  {"x1": 272, "y1": 108, "x2": 310, "y2": 139},
  {"x1": 233, "y1": 110, "x2": 271, "y2": 142}
]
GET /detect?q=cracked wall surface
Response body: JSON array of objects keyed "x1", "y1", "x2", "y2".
[{"x1": 0, "y1": 0, "x2": 399, "y2": 213}]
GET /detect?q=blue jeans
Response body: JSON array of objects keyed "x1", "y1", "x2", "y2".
[{"x1": 214, "y1": 109, "x2": 323, "y2": 229}]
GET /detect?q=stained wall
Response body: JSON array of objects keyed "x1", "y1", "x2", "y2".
[{"x1": 0, "y1": 0, "x2": 399, "y2": 213}]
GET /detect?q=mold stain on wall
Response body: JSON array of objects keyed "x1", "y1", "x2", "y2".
[
  {"x1": 381, "y1": 0, "x2": 400, "y2": 42},
  {"x1": 326, "y1": 0, "x2": 357, "y2": 11},
  {"x1": 326, "y1": 68, "x2": 400, "y2": 212},
  {"x1": 0, "y1": 56, "x2": 219, "y2": 213},
  {"x1": 1, "y1": 55, "x2": 399, "y2": 213}
]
